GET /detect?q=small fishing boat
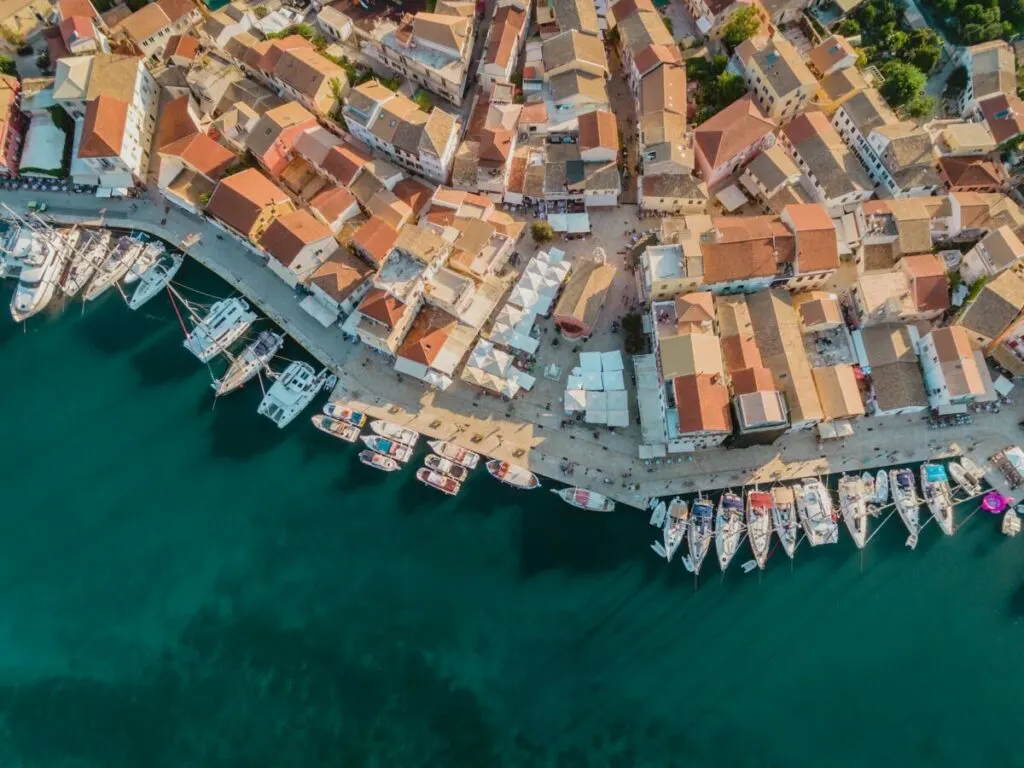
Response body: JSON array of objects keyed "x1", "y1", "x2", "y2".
[
  {"x1": 62, "y1": 229, "x2": 110, "y2": 297},
  {"x1": 648, "y1": 499, "x2": 667, "y2": 527},
  {"x1": 921, "y1": 463, "x2": 955, "y2": 536},
  {"x1": 212, "y1": 330, "x2": 284, "y2": 396},
  {"x1": 369, "y1": 420, "x2": 419, "y2": 447},
  {"x1": 746, "y1": 489, "x2": 773, "y2": 569},
  {"x1": 183, "y1": 297, "x2": 257, "y2": 362},
  {"x1": 360, "y1": 434, "x2": 414, "y2": 462},
  {"x1": 771, "y1": 486, "x2": 799, "y2": 558},
  {"x1": 128, "y1": 252, "x2": 183, "y2": 310},
  {"x1": 715, "y1": 491, "x2": 745, "y2": 572},
  {"x1": 83, "y1": 236, "x2": 145, "y2": 301},
  {"x1": 486, "y1": 459, "x2": 540, "y2": 489},
  {"x1": 838, "y1": 474, "x2": 869, "y2": 549},
  {"x1": 873, "y1": 469, "x2": 889, "y2": 505},
  {"x1": 687, "y1": 496, "x2": 715, "y2": 575},
  {"x1": 795, "y1": 479, "x2": 838, "y2": 547},
  {"x1": 324, "y1": 403, "x2": 368, "y2": 429},
  {"x1": 861, "y1": 471, "x2": 875, "y2": 502},
  {"x1": 427, "y1": 439, "x2": 480, "y2": 469},
  {"x1": 425, "y1": 454, "x2": 470, "y2": 482},
  {"x1": 416, "y1": 467, "x2": 461, "y2": 496},
  {"x1": 890, "y1": 468, "x2": 921, "y2": 549},
  {"x1": 553, "y1": 487, "x2": 616, "y2": 511},
  {"x1": 256, "y1": 362, "x2": 325, "y2": 428},
  {"x1": 359, "y1": 450, "x2": 400, "y2": 472},
  {"x1": 311, "y1": 414, "x2": 361, "y2": 442},
  {"x1": 661, "y1": 498, "x2": 688, "y2": 562},
  {"x1": 123, "y1": 242, "x2": 164, "y2": 286},
  {"x1": 949, "y1": 460, "x2": 982, "y2": 496}
]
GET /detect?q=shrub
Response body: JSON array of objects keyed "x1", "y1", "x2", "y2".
[{"x1": 531, "y1": 221, "x2": 554, "y2": 243}]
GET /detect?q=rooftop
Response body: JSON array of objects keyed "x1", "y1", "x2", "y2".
[{"x1": 694, "y1": 96, "x2": 776, "y2": 168}]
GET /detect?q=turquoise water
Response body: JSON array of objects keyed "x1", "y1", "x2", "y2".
[{"x1": 1, "y1": 260, "x2": 1024, "y2": 766}]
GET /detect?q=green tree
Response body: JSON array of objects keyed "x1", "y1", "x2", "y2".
[
  {"x1": 934, "y1": 0, "x2": 957, "y2": 13},
  {"x1": 0, "y1": 55, "x2": 15, "y2": 77},
  {"x1": 198, "y1": 191, "x2": 211, "y2": 205},
  {"x1": 710, "y1": 71, "x2": 747, "y2": 110},
  {"x1": 253, "y1": 5, "x2": 268, "y2": 18},
  {"x1": 946, "y1": 64, "x2": 968, "y2": 93},
  {"x1": 905, "y1": 94, "x2": 936, "y2": 117},
  {"x1": 879, "y1": 60, "x2": 927, "y2": 107},
  {"x1": 531, "y1": 221, "x2": 554, "y2": 244},
  {"x1": 413, "y1": 90, "x2": 433, "y2": 112},
  {"x1": 721, "y1": 6, "x2": 760, "y2": 48},
  {"x1": 836, "y1": 18, "x2": 861, "y2": 35}
]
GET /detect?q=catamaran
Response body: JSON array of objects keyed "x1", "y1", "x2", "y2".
[
  {"x1": 10, "y1": 231, "x2": 69, "y2": 321},
  {"x1": 553, "y1": 487, "x2": 615, "y2": 511},
  {"x1": 128, "y1": 251, "x2": 183, "y2": 310},
  {"x1": 890, "y1": 468, "x2": 921, "y2": 549},
  {"x1": 369, "y1": 420, "x2": 419, "y2": 447},
  {"x1": 83, "y1": 236, "x2": 145, "y2": 301},
  {"x1": 921, "y1": 463, "x2": 955, "y2": 536},
  {"x1": 425, "y1": 454, "x2": 470, "y2": 482},
  {"x1": 416, "y1": 467, "x2": 461, "y2": 496},
  {"x1": 795, "y1": 479, "x2": 838, "y2": 547},
  {"x1": 360, "y1": 435, "x2": 414, "y2": 462},
  {"x1": 715, "y1": 491, "x2": 745, "y2": 572},
  {"x1": 311, "y1": 414, "x2": 359, "y2": 442},
  {"x1": 746, "y1": 489, "x2": 773, "y2": 569},
  {"x1": 359, "y1": 450, "x2": 400, "y2": 472},
  {"x1": 948, "y1": 460, "x2": 982, "y2": 496},
  {"x1": 771, "y1": 486, "x2": 799, "y2": 558},
  {"x1": 212, "y1": 330, "x2": 283, "y2": 396},
  {"x1": 838, "y1": 474, "x2": 870, "y2": 549},
  {"x1": 257, "y1": 362, "x2": 325, "y2": 428},
  {"x1": 660, "y1": 498, "x2": 688, "y2": 562},
  {"x1": 426, "y1": 439, "x2": 480, "y2": 469},
  {"x1": 486, "y1": 459, "x2": 540, "y2": 489},
  {"x1": 62, "y1": 229, "x2": 109, "y2": 296},
  {"x1": 123, "y1": 242, "x2": 164, "y2": 286},
  {"x1": 324, "y1": 403, "x2": 368, "y2": 428},
  {"x1": 686, "y1": 496, "x2": 714, "y2": 575},
  {"x1": 182, "y1": 297, "x2": 257, "y2": 362}
]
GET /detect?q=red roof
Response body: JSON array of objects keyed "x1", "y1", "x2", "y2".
[
  {"x1": 350, "y1": 217, "x2": 399, "y2": 265},
  {"x1": 322, "y1": 143, "x2": 371, "y2": 186},
  {"x1": 59, "y1": 15, "x2": 95, "y2": 46},
  {"x1": 79, "y1": 95, "x2": 127, "y2": 158},
  {"x1": 397, "y1": 306, "x2": 457, "y2": 365},
  {"x1": 309, "y1": 186, "x2": 357, "y2": 222},
  {"x1": 258, "y1": 209, "x2": 332, "y2": 267},
  {"x1": 694, "y1": 96, "x2": 776, "y2": 168},
  {"x1": 577, "y1": 110, "x2": 618, "y2": 151},
  {"x1": 160, "y1": 133, "x2": 235, "y2": 178},
  {"x1": 358, "y1": 287, "x2": 407, "y2": 328},
  {"x1": 164, "y1": 33, "x2": 199, "y2": 61},
  {"x1": 392, "y1": 178, "x2": 433, "y2": 216},
  {"x1": 980, "y1": 94, "x2": 1024, "y2": 143},
  {"x1": 673, "y1": 374, "x2": 732, "y2": 433}
]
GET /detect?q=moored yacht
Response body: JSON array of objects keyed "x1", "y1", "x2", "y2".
[
  {"x1": 360, "y1": 435, "x2": 414, "y2": 462},
  {"x1": 771, "y1": 486, "x2": 799, "y2": 558},
  {"x1": 83, "y1": 236, "x2": 145, "y2": 301},
  {"x1": 323, "y1": 403, "x2": 368, "y2": 428},
  {"x1": 10, "y1": 232, "x2": 69, "y2": 321},
  {"x1": 424, "y1": 454, "x2": 470, "y2": 482},
  {"x1": 427, "y1": 439, "x2": 481, "y2": 469},
  {"x1": 486, "y1": 460, "x2": 540, "y2": 489},
  {"x1": 686, "y1": 496, "x2": 714, "y2": 575},
  {"x1": 311, "y1": 414, "x2": 361, "y2": 442},
  {"x1": 746, "y1": 489, "x2": 773, "y2": 569},
  {"x1": 182, "y1": 297, "x2": 257, "y2": 362},
  {"x1": 212, "y1": 330, "x2": 284, "y2": 396},
  {"x1": 715, "y1": 491, "x2": 745, "y2": 572},
  {"x1": 128, "y1": 252, "x2": 183, "y2": 310},
  {"x1": 890, "y1": 468, "x2": 921, "y2": 549},
  {"x1": 256, "y1": 362, "x2": 325, "y2": 428},
  {"x1": 369, "y1": 420, "x2": 419, "y2": 447},
  {"x1": 795, "y1": 479, "x2": 838, "y2": 547},
  {"x1": 661, "y1": 498, "x2": 688, "y2": 562},
  {"x1": 838, "y1": 474, "x2": 870, "y2": 549},
  {"x1": 62, "y1": 229, "x2": 108, "y2": 297},
  {"x1": 553, "y1": 487, "x2": 615, "y2": 511},
  {"x1": 921, "y1": 463, "x2": 955, "y2": 536},
  {"x1": 123, "y1": 242, "x2": 164, "y2": 286}
]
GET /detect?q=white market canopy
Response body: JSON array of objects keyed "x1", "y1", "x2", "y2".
[
  {"x1": 564, "y1": 389, "x2": 587, "y2": 413},
  {"x1": 488, "y1": 302, "x2": 540, "y2": 354},
  {"x1": 579, "y1": 351, "x2": 603, "y2": 372},
  {"x1": 601, "y1": 350, "x2": 624, "y2": 372},
  {"x1": 602, "y1": 369, "x2": 625, "y2": 391},
  {"x1": 462, "y1": 339, "x2": 536, "y2": 397},
  {"x1": 508, "y1": 248, "x2": 570, "y2": 315},
  {"x1": 20, "y1": 114, "x2": 66, "y2": 176}
]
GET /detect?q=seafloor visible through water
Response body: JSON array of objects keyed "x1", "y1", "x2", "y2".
[{"x1": 1, "y1": 261, "x2": 1023, "y2": 767}]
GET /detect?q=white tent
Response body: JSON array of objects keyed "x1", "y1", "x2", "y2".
[
  {"x1": 20, "y1": 114, "x2": 66, "y2": 177},
  {"x1": 548, "y1": 212, "x2": 568, "y2": 232},
  {"x1": 601, "y1": 350, "x2": 624, "y2": 372},
  {"x1": 488, "y1": 303, "x2": 540, "y2": 354},
  {"x1": 582, "y1": 371, "x2": 603, "y2": 390},
  {"x1": 602, "y1": 370, "x2": 625, "y2": 391},
  {"x1": 564, "y1": 389, "x2": 587, "y2": 413},
  {"x1": 462, "y1": 339, "x2": 535, "y2": 397},
  {"x1": 508, "y1": 250, "x2": 570, "y2": 315},
  {"x1": 579, "y1": 351, "x2": 603, "y2": 372},
  {"x1": 566, "y1": 212, "x2": 591, "y2": 233},
  {"x1": 585, "y1": 391, "x2": 608, "y2": 424},
  {"x1": 606, "y1": 389, "x2": 629, "y2": 427}
]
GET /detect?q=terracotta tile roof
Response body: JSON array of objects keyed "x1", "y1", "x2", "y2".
[
  {"x1": 479, "y1": 127, "x2": 513, "y2": 163},
  {"x1": 730, "y1": 365, "x2": 777, "y2": 395},
  {"x1": 358, "y1": 287, "x2": 406, "y2": 328},
  {"x1": 784, "y1": 203, "x2": 839, "y2": 274},
  {"x1": 392, "y1": 178, "x2": 433, "y2": 216},
  {"x1": 309, "y1": 186, "x2": 357, "y2": 222},
  {"x1": 258, "y1": 209, "x2": 332, "y2": 267},
  {"x1": 519, "y1": 103, "x2": 548, "y2": 124},
  {"x1": 700, "y1": 216, "x2": 793, "y2": 284},
  {"x1": 939, "y1": 156, "x2": 1006, "y2": 189},
  {"x1": 246, "y1": 101, "x2": 316, "y2": 159},
  {"x1": 634, "y1": 43, "x2": 682, "y2": 75},
  {"x1": 673, "y1": 373, "x2": 732, "y2": 433},
  {"x1": 273, "y1": 47, "x2": 347, "y2": 104},
  {"x1": 694, "y1": 96, "x2": 776, "y2": 169},
  {"x1": 164, "y1": 34, "x2": 199, "y2": 61},
  {"x1": 413, "y1": 12, "x2": 470, "y2": 53},
  {"x1": 812, "y1": 364, "x2": 864, "y2": 419},
  {"x1": 350, "y1": 217, "x2": 399, "y2": 265},
  {"x1": 397, "y1": 306, "x2": 458, "y2": 365},
  {"x1": 60, "y1": 0, "x2": 99, "y2": 20},
  {"x1": 485, "y1": 5, "x2": 526, "y2": 69},
  {"x1": 641, "y1": 61, "x2": 686, "y2": 116},
  {"x1": 957, "y1": 267, "x2": 1024, "y2": 340},
  {"x1": 902, "y1": 254, "x2": 949, "y2": 312},
  {"x1": 577, "y1": 110, "x2": 618, "y2": 151},
  {"x1": 117, "y1": 3, "x2": 171, "y2": 44},
  {"x1": 979, "y1": 94, "x2": 1024, "y2": 143},
  {"x1": 156, "y1": 94, "x2": 198, "y2": 150},
  {"x1": 160, "y1": 133, "x2": 235, "y2": 177},
  {"x1": 321, "y1": 143, "x2": 372, "y2": 185},
  {"x1": 157, "y1": 0, "x2": 197, "y2": 23},
  {"x1": 808, "y1": 35, "x2": 855, "y2": 75},
  {"x1": 59, "y1": 16, "x2": 95, "y2": 46},
  {"x1": 79, "y1": 95, "x2": 127, "y2": 158},
  {"x1": 206, "y1": 168, "x2": 291, "y2": 235},
  {"x1": 309, "y1": 248, "x2": 373, "y2": 304}
]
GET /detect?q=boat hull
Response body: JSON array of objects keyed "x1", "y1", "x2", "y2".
[
  {"x1": 427, "y1": 439, "x2": 480, "y2": 469},
  {"x1": 486, "y1": 460, "x2": 540, "y2": 489},
  {"x1": 312, "y1": 415, "x2": 360, "y2": 442},
  {"x1": 129, "y1": 253, "x2": 183, "y2": 310}
]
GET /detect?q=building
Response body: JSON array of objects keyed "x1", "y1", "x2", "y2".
[
  {"x1": 303, "y1": 248, "x2": 375, "y2": 325},
  {"x1": 258, "y1": 209, "x2": 337, "y2": 287},
  {"x1": 113, "y1": 0, "x2": 201, "y2": 59},
  {"x1": 734, "y1": 35, "x2": 816, "y2": 123},
  {"x1": 535, "y1": 0, "x2": 600, "y2": 37},
  {"x1": 780, "y1": 203, "x2": 840, "y2": 290},
  {"x1": 918, "y1": 325, "x2": 993, "y2": 408},
  {"x1": 205, "y1": 168, "x2": 294, "y2": 244},
  {"x1": 577, "y1": 110, "x2": 618, "y2": 163},
  {"x1": 958, "y1": 40, "x2": 1016, "y2": 118},
  {"x1": 201, "y1": 1, "x2": 255, "y2": 50},
  {"x1": 640, "y1": 223, "x2": 709, "y2": 300},
  {"x1": 738, "y1": 144, "x2": 810, "y2": 212},
  {"x1": 956, "y1": 266, "x2": 1024, "y2": 348},
  {"x1": 938, "y1": 155, "x2": 1007, "y2": 193},
  {"x1": 0, "y1": 76, "x2": 25, "y2": 176},
  {"x1": 638, "y1": 60, "x2": 691, "y2": 177},
  {"x1": 683, "y1": 0, "x2": 769, "y2": 39},
  {"x1": 978, "y1": 93, "x2": 1024, "y2": 146},
  {"x1": 245, "y1": 101, "x2": 317, "y2": 178},
  {"x1": 807, "y1": 35, "x2": 857, "y2": 78},
  {"x1": 850, "y1": 254, "x2": 949, "y2": 326},
  {"x1": 814, "y1": 67, "x2": 867, "y2": 117},
  {"x1": 552, "y1": 258, "x2": 617, "y2": 339},
  {"x1": 639, "y1": 174, "x2": 709, "y2": 214},
  {"x1": 608, "y1": 0, "x2": 676, "y2": 98},
  {"x1": 832, "y1": 87, "x2": 899, "y2": 171},
  {"x1": 812, "y1": 364, "x2": 865, "y2": 422},
  {"x1": 477, "y1": 2, "x2": 529, "y2": 91},
  {"x1": 960, "y1": 225, "x2": 1024, "y2": 284},
  {"x1": 308, "y1": 186, "x2": 360, "y2": 234},
  {"x1": 864, "y1": 121, "x2": 941, "y2": 197},
  {"x1": 155, "y1": 96, "x2": 235, "y2": 214},
  {"x1": 856, "y1": 323, "x2": 929, "y2": 416},
  {"x1": 349, "y1": 216, "x2": 400, "y2": 267},
  {"x1": 693, "y1": 96, "x2": 777, "y2": 189}
]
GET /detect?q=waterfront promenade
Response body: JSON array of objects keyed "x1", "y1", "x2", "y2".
[{"x1": 4, "y1": 189, "x2": 1024, "y2": 510}]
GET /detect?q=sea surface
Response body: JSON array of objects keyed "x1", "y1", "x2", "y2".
[{"x1": 1, "y1": 258, "x2": 1023, "y2": 767}]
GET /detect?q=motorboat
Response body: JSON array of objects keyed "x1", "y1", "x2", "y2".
[
  {"x1": 795, "y1": 479, "x2": 839, "y2": 547},
  {"x1": 359, "y1": 450, "x2": 400, "y2": 472},
  {"x1": 256, "y1": 362, "x2": 325, "y2": 428},
  {"x1": 661, "y1": 498, "x2": 688, "y2": 562},
  {"x1": 10, "y1": 232, "x2": 69, "y2": 321},
  {"x1": 861, "y1": 471, "x2": 875, "y2": 503},
  {"x1": 648, "y1": 499, "x2": 667, "y2": 527},
  {"x1": 687, "y1": 496, "x2": 714, "y2": 575},
  {"x1": 128, "y1": 252, "x2": 183, "y2": 310},
  {"x1": 62, "y1": 229, "x2": 110, "y2": 296},
  {"x1": 874, "y1": 469, "x2": 889, "y2": 506},
  {"x1": 746, "y1": 489, "x2": 773, "y2": 569},
  {"x1": 211, "y1": 330, "x2": 283, "y2": 396},
  {"x1": 0, "y1": 226, "x2": 43, "y2": 278},
  {"x1": 369, "y1": 420, "x2": 419, "y2": 447},
  {"x1": 323, "y1": 403, "x2": 368, "y2": 428},
  {"x1": 553, "y1": 487, "x2": 615, "y2": 511},
  {"x1": 771, "y1": 486, "x2": 799, "y2": 559},
  {"x1": 83, "y1": 236, "x2": 145, "y2": 301},
  {"x1": 426, "y1": 439, "x2": 480, "y2": 469},
  {"x1": 890, "y1": 468, "x2": 921, "y2": 549},
  {"x1": 960, "y1": 456, "x2": 986, "y2": 486},
  {"x1": 715, "y1": 491, "x2": 745, "y2": 572},
  {"x1": 949, "y1": 460, "x2": 982, "y2": 496},
  {"x1": 182, "y1": 297, "x2": 257, "y2": 362},
  {"x1": 486, "y1": 459, "x2": 540, "y2": 489},
  {"x1": 311, "y1": 414, "x2": 361, "y2": 443},
  {"x1": 360, "y1": 435, "x2": 414, "y2": 462},
  {"x1": 921, "y1": 463, "x2": 955, "y2": 536},
  {"x1": 416, "y1": 467, "x2": 461, "y2": 496},
  {"x1": 123, "y1": 242, "x2": 164, "y2": 286},
  {"x1": 838, "y1": 475, "x2": 870, "y2": 549},
  {"x1": 425, "y1": 454, "x2": 470, "y2": 482}
]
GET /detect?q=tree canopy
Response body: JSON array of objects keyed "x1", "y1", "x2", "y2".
[
  {"x1": 721, "y1": 6, "x2": 760, "y2": 48},
  {"x1": 0, "y1": 55, "x2": 15, "y2": 77}
]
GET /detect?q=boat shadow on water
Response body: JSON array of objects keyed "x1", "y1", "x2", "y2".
[
  {"x1": 72, "y1": 293, "x2": 161, "y2": 356},
  {"x1": 127, "y1": 328, "x2": 199, "y2": 388},
  {"x1": 203, "y1": 386, "x2": 290, "y2": 460}
]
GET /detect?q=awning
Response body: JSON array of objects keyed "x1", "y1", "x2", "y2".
[
  {"x1": 994, "y1": 375, "x2": 1015, "y2": 396},
  {"x1": 300, "y1": 294, "x2": 339, "y2": 327},
  {"x1": 564, "y1": 389, "x2": 587, "y2": 412},
  {"x1": 566, "y1": 212, "x2": 590, "y2": 233},
  {"x1": 548, "y1": 212, "x2": 568, "y2": 231}
]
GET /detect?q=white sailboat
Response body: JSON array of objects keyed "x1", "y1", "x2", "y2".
[
  {"x1": 715, "y1": 491, "x2": 745, "y2": 572},
  {"x1": 687, "y1": 496, "x2": 714, "y2": 575},
  {"x1": 10, "y1": 231, "x2": 69, "y2": 321},
  {"x1": 771, "y1": 486, "x2": 799, "y2": 558},
  {"x1": 128, "y1": 252, "x2": 183, "y2": 310},
  {"x1": 795, "y1": 479, "x2": 838, "y2": 547},
  {"x1": 182, "y1": 297, "x2": 257, "y2": 362},
  {"x1": 211, "y1": 330, "x2": 284, "y2": 396},
  {"x1": 661, "y1": 498, "x2": 688, "y2": 562},
  {"x1": 123, "y1": 242, "x2": 164, "y2": 286},
  {"x1": 890, "y1": 468, "x2": 921, "y2": 549},
  {"x1": 838, "y1": 474, "x2": 869, "y2": 549},
  {"x1": 921, "y1": 463, "x2": 955, "y2": 536},
  {"x1": 257, "y1": 362, "x2": 326, "y2": 428},
  {"x1": 62, "y1": 229, "x2": 109, "y2": 296},
  {"x1": 83, "y1": 236, "x2": 145, "y2": 301},
  {"x1": 746, "y1": 489, "x2": 773, "y2": 569}
]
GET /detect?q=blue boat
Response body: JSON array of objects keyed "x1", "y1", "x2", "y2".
[{"x1": 360, "y1": 435, "x2": 413, "y2": 462}]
